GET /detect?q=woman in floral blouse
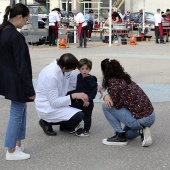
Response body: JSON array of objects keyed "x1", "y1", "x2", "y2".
[{"x1": 101, "y1": 59, "x2": 155, "y2": 146}]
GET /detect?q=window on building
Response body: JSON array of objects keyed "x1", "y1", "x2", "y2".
[{"x1": 61, "y1": 0, "x2": 72, "y2": 12}]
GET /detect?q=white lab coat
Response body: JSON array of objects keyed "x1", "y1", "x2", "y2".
[
  {"x1": 154, "y1": 13, "x2": 163, "y2": 26},
  {"x1": 49, "y1": 11, "x2": 60, "y2": 26},
  {"x1": 35, "y1": 60, "x2": 81, "y2": 122}
]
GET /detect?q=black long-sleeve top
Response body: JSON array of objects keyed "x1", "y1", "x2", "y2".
[{"x1": 76, "y1": 73, "x2": 97, "y2": 102}]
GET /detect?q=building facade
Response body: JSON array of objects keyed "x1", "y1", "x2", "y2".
[{"x1": 0, "y1": 0, "x2": 170, "y2": 16}]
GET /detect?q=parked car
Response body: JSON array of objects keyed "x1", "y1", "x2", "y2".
[
  {"x1": 37, "y1": 6, "x2": 47, "y2": 22},
  {"x1": 131, "y1": 12, "x2": 155, "y2": 24},
  {"x1": 22, "y1": 16, "x2": 45, "y2": 30},
  {"x1": 131, "y1": 12, "x2": 155, "y2": 30},
  {"x1": 38, "y1": 16, "x2": 46, "y2": 29}
]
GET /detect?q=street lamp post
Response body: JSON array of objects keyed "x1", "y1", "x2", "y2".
[
  {"x1": 109, "y1": 0, "x2": 112, "y2": 46},
  {"x1": 67, "y1": 0, "x2": 69, "y2": 17}
]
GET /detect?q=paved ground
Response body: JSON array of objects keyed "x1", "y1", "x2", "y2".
[{"x1": 0, "y1": 35, "x2": 170, "y2": 170}]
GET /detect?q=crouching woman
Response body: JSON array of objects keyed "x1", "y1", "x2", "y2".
[{"x1": 101, "y1": 59, "x2": 155, "y2": 147}]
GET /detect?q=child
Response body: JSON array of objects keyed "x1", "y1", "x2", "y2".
[{"x1": 72, "y1": 58, "x2": 97, "y2": 137}]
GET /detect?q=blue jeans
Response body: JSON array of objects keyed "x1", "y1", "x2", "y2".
[
  {"x1": 102, "y1": 104, "x2": 155, "y2": 139},
  {"x1": 4, "y1": 101, "x2": 27, "y2": 149}
]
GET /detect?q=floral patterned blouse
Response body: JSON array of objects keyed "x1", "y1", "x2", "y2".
[{"x1": 108, "y1": 78, "x2": 154, "y2": 119}]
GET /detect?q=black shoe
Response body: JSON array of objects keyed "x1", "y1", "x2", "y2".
[
  {"x1": 77, "y1": 46, "x2": 82, "y2": 48},
  {"x1": 76, "y1": 129, "x2": 89, "y2": 137},
  {"x1": 156, "y1": 41, "x2": 159, "y2": 44},
  {"x1": 84, "y1": 45, "x2": 87, "y2": 48},
  {"x1": 39, "y1": 119, "x2": 57, "y2": 136},
  {"x1": 160, "y1": 42, "x2": 165, "y2": 44},
  {"x1": 102, "y1": 132, "x2": 127, "y2": 146}
]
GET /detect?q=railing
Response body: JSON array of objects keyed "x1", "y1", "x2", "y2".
[{"x1": 112, "y1": 0, "x2": 125, "y2": 9}]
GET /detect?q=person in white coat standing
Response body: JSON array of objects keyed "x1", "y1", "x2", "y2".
[{"x1": 35, "y1": 53, "x2": 89, "y2": 136}]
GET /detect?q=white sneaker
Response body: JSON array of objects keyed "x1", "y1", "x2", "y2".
[
  {"x1": 16, "y1": 146, "x2": 24, "y2": 152},
  {"x1": 6, "y1": 150, "x2": 30, "y2": 161},
  {"x1": 142, "y1": 127, "x2": 152, "y2": 147}
]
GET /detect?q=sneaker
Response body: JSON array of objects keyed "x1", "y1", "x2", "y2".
[
  {"x1": 6, "y1": 150, "x2": 30, "y2": 161},
  {"x1": 89, "y1": 38, "x2": 91, "y2": 41},
  {"x1": 70, "y1": 124, "x2": 81, "y2": 134},
  {"x1": 15, "y1": 146, "x2": 24, "y2": 152},
  {"x1": 102, "y1": 132, "x2": 127, "y2": 146},
  {"x1": 76, "y1": 129, "x2": 89, "y2": 137},
  {"x1": 77, "y1": 46, "x2": 82, "y2": 48},
  {"x1": 141, "y1": 127, "x2": 152, "y2": 147}
]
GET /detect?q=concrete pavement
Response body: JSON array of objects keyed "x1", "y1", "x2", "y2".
[{"x1": 0, "y1": 37, "x2": 170, "y2": 170}]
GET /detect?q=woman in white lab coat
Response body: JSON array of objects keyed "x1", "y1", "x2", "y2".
[{"x1": 35, "y1": 53, "x2": 89, "y2": 136}]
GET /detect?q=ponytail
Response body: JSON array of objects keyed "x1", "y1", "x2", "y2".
[
  {"x1": 0, "y1": 3, "x2": 29, "y2": 31},
  {"x1": 0, "y1": 7, "x2": 11, "y2": 30}
]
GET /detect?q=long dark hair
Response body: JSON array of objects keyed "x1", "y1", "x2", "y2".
[
  {"x1": 0, "y1": 3, "x2": 29, "y2": 30},
  {"x1": 57, "y1": 53, "x2": 79, "y2": 70},
  {"x1": 101, "y1": 59, "x2": 131, "y2": 89}
]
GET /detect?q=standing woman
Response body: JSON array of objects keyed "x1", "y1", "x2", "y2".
[
  {"x1": 101, "y1": 59, "x2": 155, "y2": 146},
  {"x1": 0, "y1": 3, "x2": 35, "y2": 160}
]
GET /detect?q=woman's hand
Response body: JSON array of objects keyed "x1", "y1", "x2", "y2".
[{"x1": 104, "y1": 94, "x2": 113, "y2": 108}]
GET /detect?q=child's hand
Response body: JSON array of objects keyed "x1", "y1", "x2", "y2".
[{"x1": 83, "y1": 101, "x2": 89, "y2": 107}]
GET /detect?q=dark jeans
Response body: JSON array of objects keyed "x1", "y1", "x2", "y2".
[
  {"x1": 71, "y1": 100, "x2": 94, "y2": 131},
  {"x1": 47, "y1": 111, "x2": 84, "y2": 130},
  {"x1": 87, "y1": 21, "x2": 93, "y2": 38},
  {"x1": 155, "y1": 26, "x2": 164, "y2": 42},
  {"x1": 49, "y1": 26, "x2": 56, "y2": 45},
  {"x1": 80, "y1": 26, "x2": 87, "y2": 47}
]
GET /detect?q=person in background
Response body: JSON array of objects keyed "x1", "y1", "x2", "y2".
[
  {"x1": 161, "y1": 11, "x2": 166, "y2": 18},
  {"x1": 117, "y1": 9, "x2": 124, "y2": 21},
  {"x1": 48, "y1": 8, "x2": 61, "y2": 46},
  {"x1": 72, "y1": 9, "x2": 88, "y2": 48},
  {"x1": 0, "y1": 3, "x2": 35, "y2": 160},
  {"x1": 154, "y1": 8, "x2": 165, "y2": 44},
  {"x1": 101, "y1": 59, "x2": 155, "y2": 146},
  {"x1": 123, "y1": 10, "x2": 134, "y2": 37},
  {"x1": 71, "y1": 58, "x2": 97, "y2": 137},
  {"x1": 85, "y1": 9, "x2": 95, "y2": 41},
  {"x1": 104, "y1": 10, "x2": 112, "y2": 26},
  {"x1": 112, "y1": 7, "x2": 122, "y2": 24},
  {"x1": 35, "y1": 53, "x2": 89, "y2": 136},
  {"x1": 137, "y1": 9, "x2": 145, "y2": 34},
  {"x1": 165, "y1": 9, "x2": 170, "y2": 16},
  {"x1": 123, "y1": 10, "x2": 134, "y2": 22}
]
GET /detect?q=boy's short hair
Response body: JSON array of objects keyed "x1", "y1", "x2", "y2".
[{"x1": 78, "y1": 58, "x2": 92, "y2": 70}]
